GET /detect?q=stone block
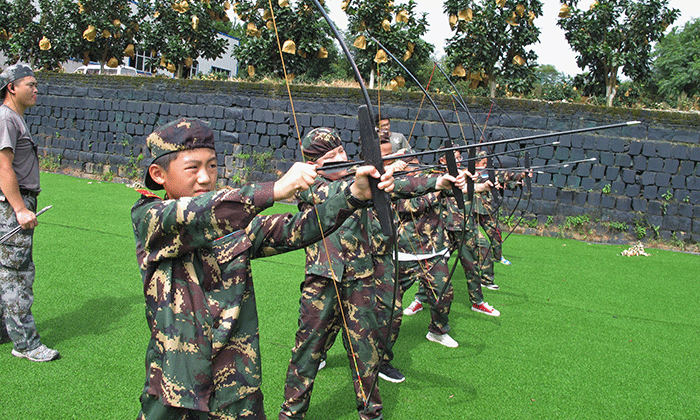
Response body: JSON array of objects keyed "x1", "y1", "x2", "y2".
[
  {"x1": 656, "y1": 143, "x2": 672, "y2": 158},
  {"x1": 537, "y1": 172, "x2": 552, "y2": 185},
  {"x1": 591, "y1": 164, "x2": 605, "y2": 179},
  {"x1": 662, "y1": 159, "x2": 679, "y2": 174},
  {"x1": 679, "y1": 161, "x2": 695, "y2": 176},
  {"x1": 632, "y1": 197, "x2": 647, "y2": 212},
  {"x1": 576, "y1": 163, "x2": 591, "y2": 177},
  {"x1": 663, "y1": 216, "x2": 691, "y2": 232},
  {"x1": 566, "y1": 175, "x2": 581, "y2": 188},
  {"x1": 542, "y1": 187, "x2": 558, "y2": 201},
  {"x1": 655, "y1": 173, "x2": 670, "y2": 187},
  {"x1": 621, "y1": 169, "x2": 636, "y2": 184},
  {"x1": 642, "y1": 142, "x2": 656, "y2": 157},
  {"x1": 687, "y1": 177, "x2": 700, "y2": 190},
  {"x1": 644, "y1": 186, "x2": 658, "y2": 200},
  {"x1": 610, "y1": 138, "x2": 626, "y2": 153},
  {"x1": 647, "y1": 200, "x2": 662, "y2": 215},
  {"x1": 605, "y1": 166, "x2": 620, "y2": 181},
  {"x1": 689, "y1": 147, "x2": 700, "y2": 162},
  {"x1": 672, "y1": 175, "x2": 686, "y2": 189},
  {"x1": 580, "y1": 177, "x2": 595, "y2": 191},
  {"x1": 599, "y1": 152, "x2": 615, "y2": 166},
  {"x1": 625, "y1": 183, "x2": 641, "y2": 198},
  {"x1": 613, "y1": 153, "x2": 631, "y2": 168},
  {"x1": 601, "y1": 194, "x2": 615, "y2": 209},
  {"x1": 646, "y1": 157, "x2": 663, "y2": 172},
  {"x1": 587, "y1": 192, "x2": 601, "y2": 207},
  {"x1": 678, "y1": 203, "x2": 694, "y2": 218},
  {"x1": 611, "y1": 181, "x2": 625, "y2": 194}
]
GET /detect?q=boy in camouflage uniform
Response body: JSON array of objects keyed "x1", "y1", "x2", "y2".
[
  {"x1": 405, "y1": 152, "x2": 501, "y2": 318},
  {"x1": 132, "y1": 118, "x2": 394, "y2": 420},
  {"x1": 0, "y1": 63, "x2": 59, "y2": 362},
  {"x1": 279, "y1": 128, "x2": 457, "y2": 420},
  {"x1": 377, "y1": 177, "x2": 458, "y2": 383}
]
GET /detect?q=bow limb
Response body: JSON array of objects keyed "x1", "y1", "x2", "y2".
[
  {"x1": 310, "y1": 0, "x2": 398, "y2": 411},
  {"x1": 368, "y1": 36, "x2": 465, "y2": 210},
  {"x1": 503, "y1": 150, "x2": 532, "y2": 243},
  {"x1": 311, "y1": 1, "x2": 394, "y2": 241}
]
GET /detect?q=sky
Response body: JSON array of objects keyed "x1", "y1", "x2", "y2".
[{"x1": 326, "y1": 0, "x2": 700, "y2": 76}]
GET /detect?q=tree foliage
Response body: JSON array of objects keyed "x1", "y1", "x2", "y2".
[
  {"x1": 443, "y1": 0, "x2": 543, "y2": 98},
  {"x1": 557, "y1": 0, "x2": 679, "y2": 107},
  {"x1": 231, "y1": 0, "x2": 339, "y2": 81},
  {"x1": 344, "y1": 0, "x2": 433, "y2": 90},
  {"x1": 136, "y1": 0, "x2": 230, "y2": 78},
  {"x1": 0, "y1": 0, "x2": 70, "y2": 70},
  {"x1": 72, "y1": 0, "x2": 139, "y2": 70},
  {"x1": 652, "y1": 18, "x2": 700, "y2": 100}
]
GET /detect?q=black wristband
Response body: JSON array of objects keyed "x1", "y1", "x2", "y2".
[{"x1": 344, "y1": 183, "x2": 372, "y2": 208}]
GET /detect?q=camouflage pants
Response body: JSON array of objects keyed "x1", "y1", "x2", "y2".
[
  {"x1": 280, "y1": 269, "x2": 382, "y2": 420},
  {"x1": 138, "y1": 390, "x2": 265, "y2": 420},
  {"x1": 375, "y1": 254, "x2": 453, "y2": 364},
  {"x1": 445, "y1": 229, "x2": 488, "y2": 305},
  {"x1": 477, "y1": 212, "x2": 503, "y2": 261},
  {"x1": 0, "y1": 196, "x2": 41, "y2": 351}
]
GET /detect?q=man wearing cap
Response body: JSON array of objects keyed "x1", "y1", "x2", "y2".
[
  {"x1": 0, "y1": 63, "x2": 59, "y2": 362},
  {"x1": 132, "y1": 118, "x2": 395, "y2": 419}
]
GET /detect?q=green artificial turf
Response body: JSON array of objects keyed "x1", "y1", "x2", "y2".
[{"x1": 0, "y1": 173, "x2": 698, "y2": 419}]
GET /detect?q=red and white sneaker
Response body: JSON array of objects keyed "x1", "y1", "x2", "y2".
[
  {"x1": 403, "y1": 299, "x2": 423, "y2": 316},
  {"x1": 471, "y1": 302, "x2": 500, "y2": 317}
]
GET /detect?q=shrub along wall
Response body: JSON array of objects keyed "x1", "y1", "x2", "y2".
[{"x1": 31, "y1": 73, "x2": 700, "y2": 245}]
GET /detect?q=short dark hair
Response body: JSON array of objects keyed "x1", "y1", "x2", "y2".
[
  {"x1": 376, "y1": 114, "x2": 390, "y2": 127},
  {"x1": 151, "y1": 150, "x2": 182, "y2": 172}
]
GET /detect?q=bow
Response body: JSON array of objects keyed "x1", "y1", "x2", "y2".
[
  {"x1": 310, "y1": 0, "x2": 398, "y2": 410},
  {"x1": 368, "y1": 35, "x2": 465, "y2": 210}
]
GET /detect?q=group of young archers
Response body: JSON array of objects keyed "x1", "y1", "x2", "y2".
[{"x1": 131, "y1": 114, "x2": 530, "y2": 420}]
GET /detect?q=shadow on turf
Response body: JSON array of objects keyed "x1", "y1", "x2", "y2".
[{"x1": 37, "y1": 295, "x2": 142, "y2": 345}]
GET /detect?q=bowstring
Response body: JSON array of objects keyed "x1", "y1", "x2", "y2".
[{"x1": 268, "y1": 0, "x2": 366, "y2": 400}]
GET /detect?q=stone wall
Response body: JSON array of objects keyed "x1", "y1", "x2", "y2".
[{"x1": 31, "y1": 73, "x2": 700, "y2": 244}]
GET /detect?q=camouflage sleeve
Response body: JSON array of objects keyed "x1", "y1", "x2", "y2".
[
  {"x1": 132, "y1": 183, "x2": 274, "y2": 266},
  {"x1": 246, "y1": 180, "x2": 357, "y2": 257},
  {"x1": 391, "y1": 172, "x2": 439, "y2": 200}
]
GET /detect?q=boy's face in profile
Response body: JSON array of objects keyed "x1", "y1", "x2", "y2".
[
  {"x1": 315, "y1": 145, "x2": 347, "y2": 167},
  {"x1": 151, "y1": 148, "x2": 218, "y2": 199}
]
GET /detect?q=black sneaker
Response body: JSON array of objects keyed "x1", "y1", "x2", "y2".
[{"x1": 378, "y1": 363, "x2": 405, "y2": 383}]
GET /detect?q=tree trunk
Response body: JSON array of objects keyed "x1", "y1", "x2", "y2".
[
  {"x1": 489, "y1": 79, "x2": 497, "y2": 98},
  {"x1": 369, "y1": 68, "x2": 375, "y2": 89},
  {"x1": 605, "y1": 69, "x2": 618, "y2": 107}
]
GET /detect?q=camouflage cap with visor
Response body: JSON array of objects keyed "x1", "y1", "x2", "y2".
[
  {"x1": 301, "y1": 127, "x2": 342, "y2": 161},
  {"x1": 144, "y1": 118, "x2": 216, "y2": 190},
  {"x1": 0, "y1": 63, "x2": 34, "y2": 91}
]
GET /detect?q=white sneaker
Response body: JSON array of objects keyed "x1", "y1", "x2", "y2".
[
  {"x1": 318, "y1": 360, "x2": 326, "y2": 371},
  {"x1": 426, "y1": 332, "x2": 459, "y2": 348},
  {"x1": 500, "y1": 257, "x2": 511, "y2": 265},
  {"x1": 11, "y1": 344, "x2": 59, "y2": 362},
  {"x1": 403, "y1": 299, "x2": 423, "y2": 316}
]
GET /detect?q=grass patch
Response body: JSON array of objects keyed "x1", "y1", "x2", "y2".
[{"x1": 1, "y1": 173, "x2": 698, "y2": 419}]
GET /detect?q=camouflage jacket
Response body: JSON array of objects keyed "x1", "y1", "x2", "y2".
[
  {"x1": 132, "y1": 183, "x2": 356, "y2": 412},
  {"x1": 441, "y1": 191, "x2": 478, "y2": 235},
  {"x1": 395, "y1": 178, "x2": 450, "y2": 255},
  {"x1": 298, "y1": 174, "x2": 440, "y2": 281}
]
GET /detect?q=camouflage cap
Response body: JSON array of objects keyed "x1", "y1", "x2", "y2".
[
  {"x1": 301, "y1": 127, "x2": 342, "y2": 161},
  {"x1": 476, "y1": 150, "x2": 488, "y2": 158},
  {"x1": 145, "y1": 118, "x2": 215, "y2": 190},
  {"x1": 0, "y1": 63, "x2": 34, "y2": 91}
]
